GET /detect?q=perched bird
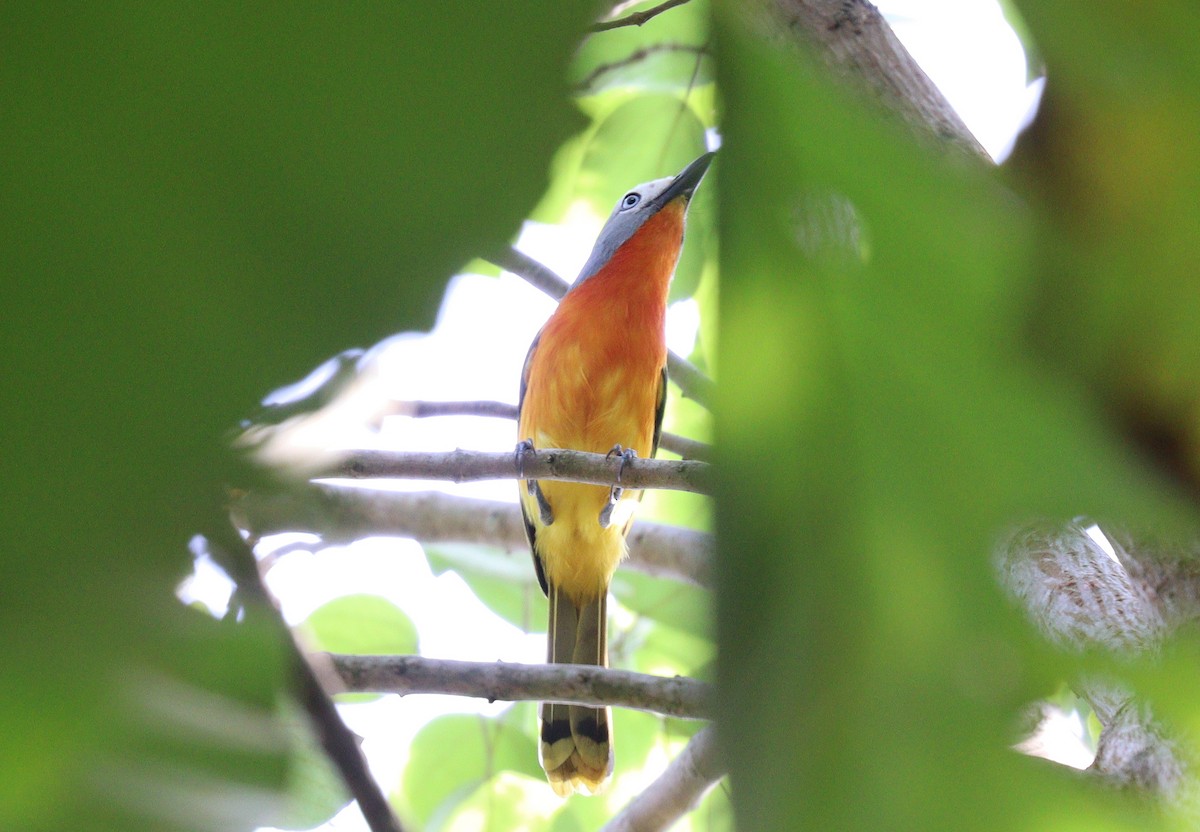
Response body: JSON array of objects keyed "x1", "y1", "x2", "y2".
[{"x1": 517, "y1": 153, "x2": 714, "y2": 795}]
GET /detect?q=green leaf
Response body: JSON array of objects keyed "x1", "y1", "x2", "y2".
[
  {"x1": 571, "y1": 0, "x2": 712, "y2": 96},
  {"x1": 610, "y1": 570, "x2": 712, "y2": 640},
  {"x1": 400, "y1": 712, "x2": 542, "y2": 829},
  {"x1": 426, "y1": 544, "x2": 543, "y2": 633},
  {"x1": 624, "y1": 618, "x2": 714, "y2": 680},
  {"x1": 72, "y1": 606, "x2": 293, "y2": 832},
  {"x1": 610, "y1": 707, "x2": 667, "y2": 786},
  {"x1": 1, "y1": 3, "x2": 590, "y2": 828},
  {"x1": 463, "y1": 257, "x2": 503, "y2": 279},
  {"x1": 691, "y1": 780, "x2": 734, "y2": 832},
  {"x1": 578, "y1": 95, "x2": 708, "y2": 217},
  {"x1": 441, "y1": 772, "x2": 560, "y2": 832},
  {"x1": 269, "y1": 702, "x2": 351, "y2": 831},
  {"x1": 300, "y1": 594, "x2": 418, "y2": 656},
  {"x1": 714, "y1": 7, "x2": 1195, "y2": 831},
  {"x1": 1012, "y1": 1, "x2": 1200, "y2": 489}
]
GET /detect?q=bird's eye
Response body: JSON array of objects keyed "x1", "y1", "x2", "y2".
[{"x1": 620, "y1": 192, "x2": 641, "y2": 210}]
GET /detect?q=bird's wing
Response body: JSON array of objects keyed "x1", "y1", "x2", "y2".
[{"x1": 517, "y1": 332, "x2": 549, "y2": 596}]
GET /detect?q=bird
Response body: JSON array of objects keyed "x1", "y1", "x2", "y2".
[{"x1": 516, "y1": 152, "x2": 714, "y2": 795}]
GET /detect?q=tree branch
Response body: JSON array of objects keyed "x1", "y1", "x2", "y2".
[
  {"x1": 388, "y1": 398, "x2": 711, "y2": 461},
  {"x1": 590, "y1": 0, "x2": 694, "y2": 33},
  {"x1": 486, "y1": 247, "x2": 717, "y2": 410},
  {"x1": 234, "y1": 486, "x2": 713, "y2": 587},
  {"x1": 327, "y1": 654, "x2": 712, "y2": 720},
  {"x1": 602, "y1": 726, "x2": 725, "y2": 832},
  {"x1": 997, "y1": 522, "x2": 1197, "y2": 796},
  {"x1": 207, "y1": 530, "x2": 406, "y2": 832},
  {"x1": 489, "y1": 246, "x2": 569, "y2": 298},
  {"x1": 768, "y1": 0, "x2": 989, "y2": 160},
  {"x1": 1080, "y1": 679, "x2": 1185, "y2": 796},
  {"x1": 328, "y1": 447, "x2": 713, "y2": 495}
]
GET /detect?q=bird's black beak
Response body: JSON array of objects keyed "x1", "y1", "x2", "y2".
[{"x1": 657, "y1": 151, "x2": 715, "y2": 206}]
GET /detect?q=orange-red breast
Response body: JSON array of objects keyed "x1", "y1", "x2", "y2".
[{"x1": 517, "y1": 153, "x2": 713, "y2": 795}]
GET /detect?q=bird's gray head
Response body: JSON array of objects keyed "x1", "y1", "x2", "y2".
[{"x1": 574, "y1": 152, "x2": 714, "y2": 285}]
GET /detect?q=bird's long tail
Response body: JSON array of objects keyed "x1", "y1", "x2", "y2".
[{"x1": 540, "y1": 585, "x2": 612, "y2": 796}]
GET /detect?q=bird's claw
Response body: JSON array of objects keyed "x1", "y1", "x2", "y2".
[
  {"x1": 599, "y1": 445, "x2": 638, "y2": 528},
  {"x1": 515, "y1": 438, "x2": 534, "y2": 478},
  {"x1": 516, "y1": 439, "x2": 553, "y2": 525},
  {"x1": 605, "y1": 444, "x2": 639, "y2": 485}
]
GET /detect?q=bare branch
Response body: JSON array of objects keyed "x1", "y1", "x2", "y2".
[
  {"x1": 328, "y1": 654, "x2": 712, "y2": 720},
  {"x1": 767, "y1": 0, "x2": 989, "y2": 160},
  {"x1": 574, "y1": 43, "x2": 710, "y2": 94},
  {"x1": 388, "y1": 398, "x2": 711, "y2": 461},
  {"x1": 602, "y1": 727, "x2": 725, "y2": 832},
  {"x1": 489, "y1": 246, "x2": 569, "y2": 299},
  {"x1": 1080, "y1": 679, "x2": 1185, "y2": 796},
  {"x1": 486, "y1": 247, "x2": 717, "y2": 410},
  {"x1": 206, "y1": 531, "x2": 406, "y2": 832},
  {"x1": 997, "y1": 523, "x2": 1197, "y2": 798},
  {"x1": 399, "y1": 399, "x2": 520, "y2": 420},
  {"x1": 590, "y1": 0, "x2": 694, "y2": 33},
  {"x1": 996, "y1": 523, "x2": 1200, "y2": 653},
  {"x1": 234, "y1": 486, "x2": 713, "y2": 586},
  {"x1": 329, "y1": 447, "x2": 712, "y2": 495}
]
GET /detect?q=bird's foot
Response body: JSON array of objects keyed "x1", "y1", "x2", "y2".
[
  {"x1": 599, "y1": 445, "x2": 638, "y2": 528},
  {"x1": 516, "y1": 439, "x2": 553, "y2": 525},
  {"x1": 515, "y1": 438, "x2": 534, "y2": 477}
]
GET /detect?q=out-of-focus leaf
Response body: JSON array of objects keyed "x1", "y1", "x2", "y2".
[
  {"x1": 426, "y1": 544, "x2": 543, "y2": 633},
  {"x1": 671, "y1": 158, "x2": 719, "y2": 301},
  {"x1": 269, "y1": 702, "x2": 351, "y2": 831},
  {"x1": 572, "y1": 0, "x2": 712, "y2": 96},
  {"x1": 400, "y1": 711, "x2": 541, "y2": 830},
  {"x1": 463, "y1": 257, "x2": 503, "y2": 279},
  {"x1": 0, "y1": 3, "x2": 588, "y2": 828},
  {"x1": 611, "y1": 705, "x2": 668, "y2": 786},
  {"x1": 624, "y1": 618, "x2": 713, "y2": 680},
  {"x1": 80, "y1": 606, "x2": 292, "y2": 832},
  {"x1": 692, "y1": 778, "x2": 734, "y2": 832},
  {"x1": 996, "y1": 0, "x2": 1043, "y2": 78},
  {"x1": 715, "y1": 7, "x2": 1195, "y2": 831},
  {"x1": 690, "y1": 261, "x2": 720, "y2": 377},
  {"x1": 647, "y1": 379, "x2": 714, "y2": 526},
  {"x1": 1011, "y1": 2, "x2": 1200, "y2": 496},
  {"x1": 578, "y1": 95, "x2": 708, "y2": 216},
  {"x1": 531, "y1": 94, "x2": 709, "y2": 250},
  {"x1": 300, "y1": 594, "x2": 418, "y2": 656},
  {"x1": 442, "y1": 772, "x2": 559, "y2": 832},
  {"x1": 610, "y1": 570, "x2": 712, "y2": 640}
]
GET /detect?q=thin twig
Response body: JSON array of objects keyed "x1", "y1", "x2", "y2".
[
  {"x1": 602, "y1": 727, "x2": 725, "y2": 832},
  {"x1": 208, "y1": 529, "x2": 406, "y2": 832},
  {"x1": 329, "y1": 447, "x2": 713, "y2": 495},
  {"x1": 234, "y1": 486, "x2": 713, "y2": 586},
  {"x1": 388, "y1": 398, "x2": 711, "y2": 460},
  {"x1": 590, "y1": 0, "x2": 693, "y2": 33},
  {"x1": 328, "y1": 654, "x2": 712, "y2": 720},
  {"x1": 486, "y1": 247, "x2": 716, "y2": 410},
  {"x1": 574, "y1": 43, "x2": 709, "y2": 93}
]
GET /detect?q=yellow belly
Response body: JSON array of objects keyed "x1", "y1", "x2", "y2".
[
  {"x1": 531, "y1": 479, "x2": 634, "y2": 604},
  {"x1": 524, "y1": 378, "x2": 654, "y2": 603},
  {"x1": 519, "y1": 295, "x2": 663, "y2": 605}
]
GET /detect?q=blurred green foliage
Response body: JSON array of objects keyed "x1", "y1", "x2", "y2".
[
  {"x1": 715, "y1": 2, "x2": 1200, "y2": 831},
  {"x1": 1, "y1": 2, "x2": 588, "y2": 829}
]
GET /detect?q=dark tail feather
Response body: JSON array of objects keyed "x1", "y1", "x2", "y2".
[{"x1": 540, "y1": 587, "x2": 612, "y2": 796}]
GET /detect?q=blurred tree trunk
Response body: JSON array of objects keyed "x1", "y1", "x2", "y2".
[{"x1": 764, "y1": 0, "x2": 989, "y2": 159}]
